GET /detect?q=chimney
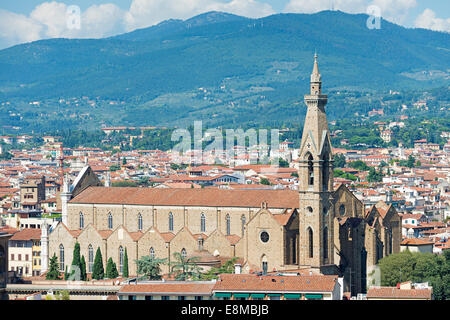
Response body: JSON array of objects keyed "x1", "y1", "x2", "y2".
[{"x1": 234, "y1": 263, "x2": 241, "y2": 274}]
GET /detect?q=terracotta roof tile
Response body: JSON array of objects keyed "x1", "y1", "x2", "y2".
[
  {"x1": 119, "y1": 282, "x2": 215, "y2": 295},
  {"x1": 9, "y1": 228, "x2": 41, "y2": 241},
  {"x1": 367, "y1": 287, "x2": 432, "y2": 299},
  {"x1": 70, "y1": 187, "x2": 299, "y2": 209},
  {"x1": 213, "y1": 273, "x2": 338, "y2": 293}
]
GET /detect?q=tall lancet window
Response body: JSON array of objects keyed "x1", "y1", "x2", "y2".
[
  {"x1": 226, "y1": 214, "x2": 231, "y2": 235},
  {"x1": 323, "y1": 227, "x2": 328, "y2": 260},
  {"x1": 169, "y1": 212, "x2": 174, "y2": 232},
  {"x1": 150, "y1": 247, "x2": 155, "y2": 259},
  {"x1": 138, "y1": 213, "x2": 143, "y2": 231},
  {"x1": 108, "y1": 213, "x2": 113, "y2": 230},
  {"x1": 307, "y1": 153, "x2": 314, "y2": 186},
  {"x1": 119, "y1": 246, "x2": 124, "y2": 274},
  {"x1": 241, "y1": 215, "x2": 246, "y2": 237},
  {"x1": 322, "y1": 154, "x2": 329, "y2": 191},
  {"x1": 88, "y1": 245, "x2": 93, "y2": 273},
  {"x1": 59, "y1": 244, "x2": 64, "y2": 271},
  {"x1": 200, "y1": 213, "x2": 206, "y2": 233},
  {"x1": 308, "y1": 227, "x2": 313, "y2": 258},
  {"x1": 79, "y1": 212, "x2": 84, "y2": 229}
]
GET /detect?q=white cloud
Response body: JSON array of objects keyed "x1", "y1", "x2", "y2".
[
  {"x1": 415, "y1": 8, "x2": 450, "y2": 33},
  {"x1": 370, "y1": 0, "x2": 416, "y2": 25},
  {"x1": 124, "y1": 0, "x2": 274, "y2": 31},
  {"x1": 0, "y1": 0, "x2": 274, "y2": 49},
  {"x1": 284, "y1": 0, "x2": 417, "y2": 25},
  {"x1": 0, "y1": 9, "x2": 43, "y2": 48},
  {"x1": 284, "y1": 0, "x2": 367, "y2": 14},
  {"x1": 81, "y1": 4, "x2": 126, "y2": 38}
]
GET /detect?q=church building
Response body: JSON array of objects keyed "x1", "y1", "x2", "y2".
[{"x1": 44, "y1": 55, "x2": 401, "y2": 296}]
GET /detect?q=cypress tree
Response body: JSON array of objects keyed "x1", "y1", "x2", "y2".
[
  {"x1": 80, "y1": 256, "x2": 87, "y2": 281},
  {"x1": 106, "y1": 258, "x2": 119, "y2": 279},
  {"x1": 70, "y1": 242, "x2": 81, "y2": 280},
  {"x1": 106, "y1": 257, "x2": 114, "y2": 278},
  {"x1": 111, "y1": 262, "x2": 119, "y2": 279},
  {"x1": 92, "y1": 247, "x2": 104, "y2": 280},
  {"x1": 123, "y1": 248, "x2": 129, "y2": 278},
  {"x1": 46, "y1": 254, "x2": 61, "y2": 280},
  {"x1": 64, "y1": 265, "x2": 69, "y2": 280}
]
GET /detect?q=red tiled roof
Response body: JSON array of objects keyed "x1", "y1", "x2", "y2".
[
  {"x1": 367, "y1": 287, "x2": 432, "y2": 299},
  {"x1": 70, "y1": 187, "x2": 299, "y2": 209},
  {"x1": 213, "y1": 273, "x2": 338, "y2": 293},
  {"x1": 401, "y1": 238, "x2": 434, "y2": 246},
  {"x1": 9, "y1": 228, "x2": 41, "y2": 241},
  {"x1": 119, "y1": 282, "x2": 215, "y2": 295}
]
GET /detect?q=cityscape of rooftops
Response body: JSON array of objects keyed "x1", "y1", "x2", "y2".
[{"x1": 0, "y1": 0, "x2": 448, "y2": 313}]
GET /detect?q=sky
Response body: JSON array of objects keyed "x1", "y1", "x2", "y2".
[{"x1": 0, "y1": 0, "x2": 449, "y2": 49}]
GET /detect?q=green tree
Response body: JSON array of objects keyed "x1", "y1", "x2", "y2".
[
  {"x1": 334, "y1": 153, "x2": 346, "y2": 168},
  {"x1": 64, "y1": 265, "x2": 69, "y2": 280},
  {"x1": 123, "y1": 248, "x2": 129, "y2": 278},
  {"x1": 260, "y1": 178, "x2": 271, "y2": 185},
  {"x1": 169, "y1": 252, "x2": 202, "y2": 281},
  {"x1": 61, "y1": 290, "x2": 70, "y2": 300},
  {"x1": 367, "y1": 167, "x2": 383, "y2": 182},
  {"x1": 378, "y1": 251, "x2": 450, "y2": 300},
  {"x1": 46, "y1": 254, "x2": 61, "y2": 280},
  {"x1": 80, "y1": 256, "x2": 87, "y2": 281},
  {"x1": 106, "y1": 257, "x2": 119, "y2": 279},
  {"x1": 278, "y1": 158, "x2": 289, "y2": 168},
  {"x1": 135, "y1": 256, "x2": 167, "y2": 280},
  {"x1": 92, "y1": 247, "x2": 104, "y2": 280},
  {"x1": 70, "y1": 242, "x2": 81, "y2": 280},
  {"x1": 348, "y1": 160, "x2": 370, "y2": 171},
  {"x1": 406, "y1": 154, "x2": 415, "y2": 168},
  {"x1": 201, "y1": 257, "x2": 238, "y2": 280}
]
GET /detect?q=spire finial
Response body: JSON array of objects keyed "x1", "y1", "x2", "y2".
[{"x1": 311, "y1": 53, "x2": 321, "y2": 84}]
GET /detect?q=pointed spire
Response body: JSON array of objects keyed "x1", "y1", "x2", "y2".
[{"x1": 311, "y1": 53, "x2": 321, "y2": 83}]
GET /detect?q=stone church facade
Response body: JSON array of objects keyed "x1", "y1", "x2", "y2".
[{"x1": 44, "y1": 55, "x2": 401, "y2": 295}]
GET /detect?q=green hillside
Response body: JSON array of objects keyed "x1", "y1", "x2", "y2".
[{"x1": 0, "y1": 10, "x2": 448, "y2": 131}]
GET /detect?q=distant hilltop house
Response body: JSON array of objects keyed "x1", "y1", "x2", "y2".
[
  {"x1": 380, "y1": 130, "x2": 392, "y2": 143},
  {"x1": 101, "y1": 127, "x2": 161, "y2": 136},
  {"x1": 413, "y1": 101, "x2": 427, "y2": 110},
  {"x1": 368, "y1": 109, "x2": 384, "y2": 117}
]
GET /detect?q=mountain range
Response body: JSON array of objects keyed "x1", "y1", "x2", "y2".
[{"x1": 0, "y1": 10, "x2": 449, "y2": 130}]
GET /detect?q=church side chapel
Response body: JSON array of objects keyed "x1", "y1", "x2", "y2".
[{"x1": 44, "y1": 55, "x2": 401, "y2": 296}]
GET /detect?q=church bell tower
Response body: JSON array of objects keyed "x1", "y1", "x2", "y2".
[{"x1": 298, "y1": 54, "x2": 334, "y2": 268}]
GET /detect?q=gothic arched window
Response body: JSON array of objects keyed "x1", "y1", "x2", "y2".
[
  {"x1": 88, "y1": 245, "x2": 93, "y2": 272},
  {"x1": 150, "y1": 247, "x2": 155, "y2": 259},
  {"x1": 181, "y1": 248, "x2": 187, "y2": 259},
  {"x1": 308, "y1": 227, "x2": 313, "y2": 258},
  {"x1": 79, "y1": 212, "x2": 84, "y2": 229},
  {"x1": 138, "y1": 213, "x2": 143, "y2": 231},
  {"x1": 108, "y1": 213, "x2": 113, "y2": 230},
  {"x1": 322, "y1": 154, "x2": 329, "y2": 191},
  {"x1": 241, "y1": 215, "x2": 246, "y2": 236},
  {"x1": 200, "y1": 213, "x2": 206, "y2": 233},
  {"x1": 169, "y1": 212, "x2": 174, "y2": 232},
  {"x1": 59, "y1": 244, "x2": 64, "y2": 271},
  {"x1": 119, "y1": 246, "x2": 124, "y2": 274},
  {"x1": 339, "y1": 205, "x2": 346, "y2": 216},
  {"x1": 307, "y1": 153, "x2": 314, "y2": 186},
  {"x1": 323, "y1": 227, "x2": 328, "y2": 260},
  {"x1": 226, "y1": 214, "x2": 231, "y2": 235}
]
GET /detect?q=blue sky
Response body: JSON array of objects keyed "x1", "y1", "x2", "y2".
[{"x1": 0, "y1": 0, "x2": 448, "y2": 49}]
